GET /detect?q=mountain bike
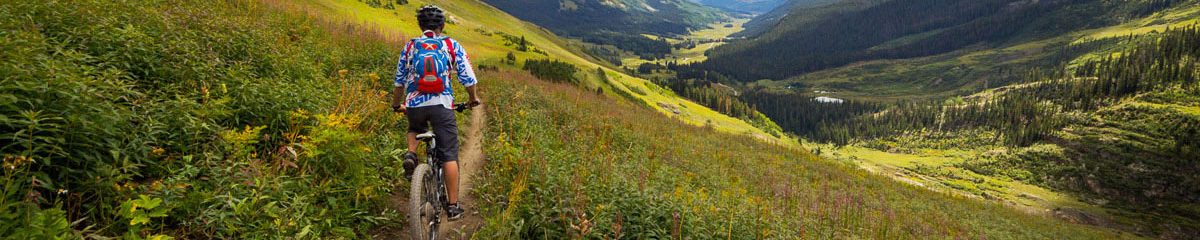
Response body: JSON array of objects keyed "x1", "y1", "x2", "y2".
[{"x1": 408, "y1": 102, "x2": 473, "y2": 240}]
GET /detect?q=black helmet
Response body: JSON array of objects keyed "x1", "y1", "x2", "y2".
[{"x1": 416, "y1": 5, "x2": 446, "y2": 31}]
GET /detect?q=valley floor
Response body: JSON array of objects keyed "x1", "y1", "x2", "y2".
[
  {"x1": 810, "y1": 143, "x2": 1125, "y2": 229},
  {"x1": 629, "y1": 9, "x2": 1159, "y2": 237}
]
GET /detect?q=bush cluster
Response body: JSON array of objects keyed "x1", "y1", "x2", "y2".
[{"x1": 1, "y1": 0, "x2": 408, "y2": 238}]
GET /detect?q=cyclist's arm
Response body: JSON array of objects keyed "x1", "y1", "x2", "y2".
[
  {"x1": 393, "y1": 41, "x2": 414, "y2": 110},
  {"x1": 465, "y1": 85, "x2": 479, "y2": 106},
  {"x1": 451, "y1": 40, "x2": 480, "y2": 105}
]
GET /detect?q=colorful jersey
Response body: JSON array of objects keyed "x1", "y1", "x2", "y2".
[{"x1": 394, "y1": 32, "x2": 478, "y2": 109}]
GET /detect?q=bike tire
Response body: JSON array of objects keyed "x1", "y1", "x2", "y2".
[{"x1": 408, "y1": 164, "x2": 435, "y2": 240}]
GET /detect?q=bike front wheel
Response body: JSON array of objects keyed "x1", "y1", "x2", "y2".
[{"x1": 408, "y1": 164, "x2": 437, "y2": 240}]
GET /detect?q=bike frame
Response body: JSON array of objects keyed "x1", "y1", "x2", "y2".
[
  {"x1": 410, "y1": 102, "x2": 471, "y2": 240},
  {"x1": 417, "y1": 136, "x2": 447, "y2": 239}
]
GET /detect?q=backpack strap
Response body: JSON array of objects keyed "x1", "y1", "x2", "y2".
[
  {"x1": 405, "y1": 39, "x2": 415, "y2": 55},
  {"x1": 404, "y1": 39, "x2": 416, "y2": 67},
  {"x1": 444, "y1": 38, "x2": 457, "y2": 67}
]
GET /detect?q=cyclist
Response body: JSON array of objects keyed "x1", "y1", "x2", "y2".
[{"x1": 391, "y1": 5, "x2": 480, "y2": 221}]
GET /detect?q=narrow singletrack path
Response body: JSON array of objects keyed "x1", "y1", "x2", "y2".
[{"x1": 439, "y1": 105, "x2": 487, "y2": 239}]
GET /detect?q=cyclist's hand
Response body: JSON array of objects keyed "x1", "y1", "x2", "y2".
[
  {"x1": 467, "y1": 98, "x2": 482, "y2": 108},
  {"x1": 392, "y1": 104, "x2": 406, "y2": 113}
]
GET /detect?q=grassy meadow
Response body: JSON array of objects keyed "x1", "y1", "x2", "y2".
[
  {"x1": 0, "y1": 0, "x2": 1151, "y2": 238},
  {"x1": 469, "y1": 70, "x2": 1135, "y2": 239},
  {"x1": 1, "y1": 0, "x2": 421, "y2": 237},
  {"x1": 620, "y1": 18, "x2": 751, "y2": 67}
]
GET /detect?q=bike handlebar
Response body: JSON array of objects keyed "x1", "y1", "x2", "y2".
[
  {"x1": 395, "y1": 102, "x2": 477, "y2": 113},
  {"x1": 454, "y1": 102, "x2": 477, "y2": 113}
]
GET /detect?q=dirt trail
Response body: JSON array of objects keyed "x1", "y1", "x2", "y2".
[
  {"x1": 374, "y1": 107, "x2": 487, "y2": 239},
  {"x1": 439, "y1": 105, "x2": 487, "y2": 238}
]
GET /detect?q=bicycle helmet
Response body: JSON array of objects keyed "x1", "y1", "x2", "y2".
[{"x1": 416, "y1": 5, "x2": 446, "y2": 31}]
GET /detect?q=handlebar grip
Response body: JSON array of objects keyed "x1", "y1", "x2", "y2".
[{"x1": 454, "y1": 102, "x2": 471, "y2": 112}]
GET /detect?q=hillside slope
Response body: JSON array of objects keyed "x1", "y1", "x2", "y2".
[
  {"x1": 291, "y1": 0, "x2": 787, "y2": 141},
  {"x1": 716, "y1": 2, "x2": 1200, "y2": 237},
  {"x1": 2, "y1": 0, "x2": 415, "y2": 237},
  {"x1": 0, "y1": 0, "x2": 1148, "y2": 238},
  {"x1": 733, "y1": 0, "x2": 879, "y2": 38},
  {"x1": 469, "y1": 70, "x2": 1133, "y2": 239}
]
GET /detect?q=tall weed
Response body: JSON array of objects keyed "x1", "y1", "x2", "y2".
[{"x1": 1, "y1": 0, "x2": 410, "y2": 237}]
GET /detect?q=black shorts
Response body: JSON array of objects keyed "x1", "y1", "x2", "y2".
[{"x1": 405, "y1": 105, "x2": 459, "y2": 163}]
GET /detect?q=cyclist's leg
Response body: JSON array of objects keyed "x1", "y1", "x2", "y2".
[
  {"x1": 406, "y1": 132, "x2": 419, "y2": 153},
  {"x1": 406, "y1": 106, "x2": 433, "y2": 150},
  {"x1": 430, "y1": 106, "x2": 460, "y2": 205}
]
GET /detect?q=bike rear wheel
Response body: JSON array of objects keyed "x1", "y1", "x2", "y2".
[{"x1": 408, "y1": 164, "x2": 437, "y2": 240}]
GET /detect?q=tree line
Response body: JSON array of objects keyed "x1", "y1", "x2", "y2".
[
  {"x1": 523, "y1": 59, "x2": 579, "y2": 84},
  {"x1": 752, "y1": 26, "x2": 1200, "y2": 147}
]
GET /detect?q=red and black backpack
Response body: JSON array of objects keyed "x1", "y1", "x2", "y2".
[{"x1": 406, "y1": 36, "x2": 456, "y2": 94}]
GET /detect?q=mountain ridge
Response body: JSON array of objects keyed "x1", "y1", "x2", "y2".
[{"x1": 703, "y1": 0, "x2": 1176, "y2": 82}]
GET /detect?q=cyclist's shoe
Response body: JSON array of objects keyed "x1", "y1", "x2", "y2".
[
  {"x1": 402, "y1": 151, "x2": 417, "y2": 180},
  {"x1": 447, "y1": 203, "x2": 466, "y2": 221}
]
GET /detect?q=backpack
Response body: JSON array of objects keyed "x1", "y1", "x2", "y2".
[{"x1": 407, "y1": 37, "x2": 457, "y2": 94}]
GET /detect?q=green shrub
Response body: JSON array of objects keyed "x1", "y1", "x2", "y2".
[{"x1": 1, "y1": 0, "x2": 406, "y2": 237}]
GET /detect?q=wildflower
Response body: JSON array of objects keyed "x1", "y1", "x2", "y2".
[
  {"x1": 3, "y1": 155, "x2": 31, "y2": 170},
  {"x1": 338, "y1": 69, "x2": 349, "y2": 78},
  {"x1": 56, "y1": 189, "x2": 68, "y2": 195},
  {"x1": 25, "y1": 190, "x2": 42, "y2": 203},
  {"x1": 2, "y1": 155, "x2": 15, "y2": 170},
  {"x1": 151, "y1": 147, "x2": 166, "y2": 156}
]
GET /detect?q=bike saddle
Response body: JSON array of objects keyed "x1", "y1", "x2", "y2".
[{"x1": 416, "y1": 131, "x2": 436, "y2": 141}]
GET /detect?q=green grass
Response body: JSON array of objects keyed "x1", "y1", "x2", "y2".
[
  {"x1": 0, "y1": 0, "x2": 1160, "y2": 238},
  {"x1": 1, "y1": 0, "x2": 420, "y2": 237},
  {"x1": 1076, "y1": 4, "x2": 1200, "y2": 43},
  {"x1": 623, "y1": 18, "x2": 749, "y2": 67},
  {"x1": 814, "y1": 78, "x2": 1200, "y2": 236},
  {"x1": 811, "y1": 143, "x2": 1114, "y2": 226},
  {"x1": 470, "y1": 70, "x2": 1136, "y2": 239}
]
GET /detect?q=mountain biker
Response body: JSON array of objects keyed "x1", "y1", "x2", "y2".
[{"x1": 391, "y1": 5, "x2": 480, "y2": 221}]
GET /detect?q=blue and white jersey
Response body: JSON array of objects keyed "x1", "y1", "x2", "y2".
[{"x1": 395, "y1": 31, "x2": 478, "y2": 109}]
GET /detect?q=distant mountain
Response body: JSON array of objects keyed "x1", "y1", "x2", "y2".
[
  {"x1": 703, "y1": 0, "x2": 1171, "y2": 81},
  {"x1": 690, "y1": 0, "x2": 787, "y2": 14},
  {"x1": 483, "y1": 0, "x2": 727, "y2": 36},
  {"x1": 733, "y1": 0, "x2": 882, "y2": 38},
  {"x1": 484, "y1": 0, "x2": 728, "y2": 61}
]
